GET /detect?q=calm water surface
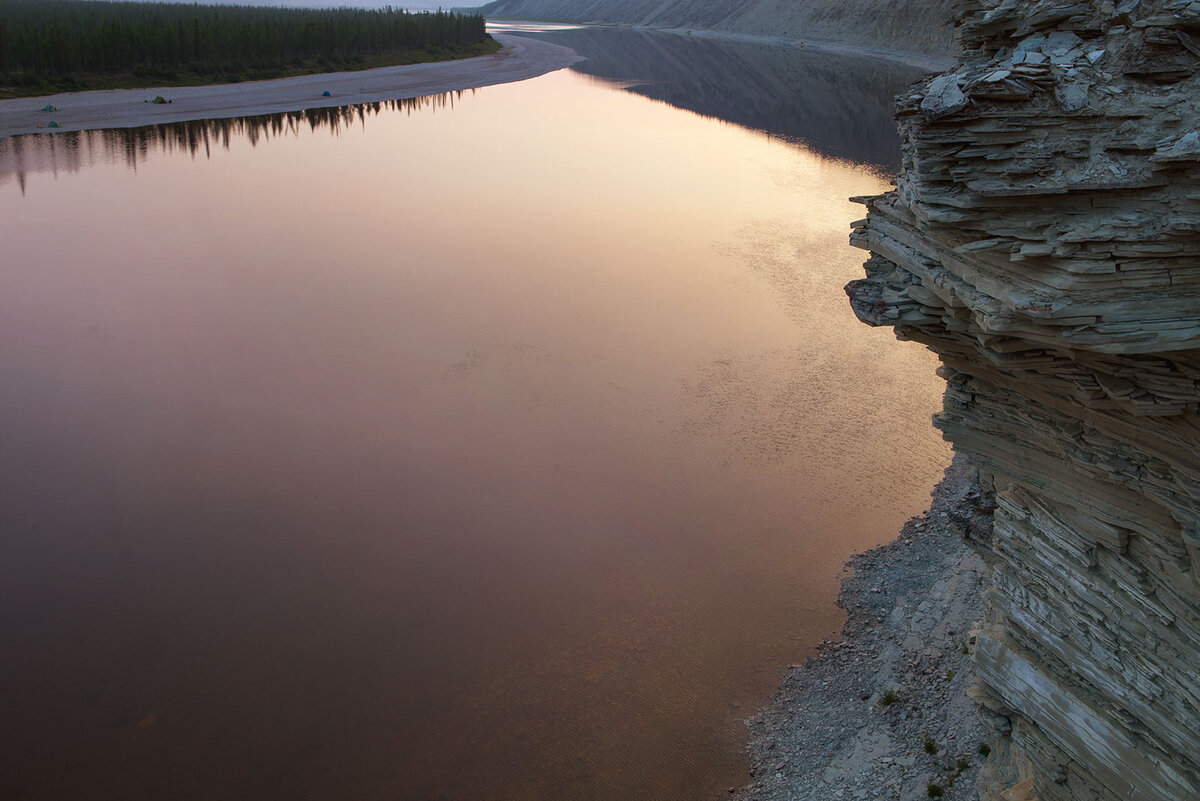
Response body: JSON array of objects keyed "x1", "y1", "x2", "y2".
[{"x1": 0, "y1": 34, "x2": 947, "y2": 801}]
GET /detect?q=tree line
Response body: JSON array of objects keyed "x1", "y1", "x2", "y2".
[{"x1": 0, "y1": 0, "x2": 492, "y2": 89}]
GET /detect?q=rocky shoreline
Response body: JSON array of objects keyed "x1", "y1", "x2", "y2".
[{"x1": 736, "y1": 457, "x2": 995, "y2": 801}]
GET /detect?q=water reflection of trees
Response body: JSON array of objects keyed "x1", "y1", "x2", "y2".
[{"x1": 0, "y1": 91, "x2": 468, "y2": 194}]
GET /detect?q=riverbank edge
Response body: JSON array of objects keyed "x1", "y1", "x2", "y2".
[
  {"x1": 734, "y1": 456, "x2": 992, "y2": 801},
  {"x1": 0, "y1": 33, "x2": 580, "y2": 137},
  {"x1": 0, "y1": 39, "x2": 503, "y2": 101},
  {"x1": 488, "y1": 19, "x2": 955, "y2": 72}
]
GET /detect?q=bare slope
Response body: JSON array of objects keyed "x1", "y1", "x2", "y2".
[{"x1": 475, "y1": 0, "x2": 956, "y2": 59}]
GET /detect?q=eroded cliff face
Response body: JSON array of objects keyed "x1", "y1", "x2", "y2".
[{"x1": 847, "y1": 1, "x2": 1200, "y2": 799}]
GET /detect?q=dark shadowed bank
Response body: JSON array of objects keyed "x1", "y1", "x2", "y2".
[
  {"x1": 495, "y1": 24, "x2": 930, "y2": 170},
  {"x1": 472, "y1": 0, "x2": 956, "y2": 61}
]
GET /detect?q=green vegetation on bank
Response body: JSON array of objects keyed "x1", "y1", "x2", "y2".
[{"x1": 0, "y1": 0, "x2": 498, "y2": 97}]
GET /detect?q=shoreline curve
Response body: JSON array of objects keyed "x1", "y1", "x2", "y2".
[{"x1": 0, "y1": 34, "x2": 581, "y2": 138}]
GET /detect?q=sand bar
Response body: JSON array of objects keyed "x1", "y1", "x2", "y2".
[{"x1": 0, "y1": 34, "x2": 580, "y2": 137}]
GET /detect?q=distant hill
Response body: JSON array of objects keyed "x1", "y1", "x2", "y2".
[
  {"x1": 473, "y1": 0, "x2": 956, "y2": 59},
  {"x1": 502, "y1": 25, "x2": 928, "y2": 169}
]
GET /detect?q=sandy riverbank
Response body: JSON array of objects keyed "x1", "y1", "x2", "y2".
[
  {"x1": 736, "y1": 457, "x2": 992, "y2": 801},
  {"x1": 0, "y1": 34, "x2": 579, "y2": 137}
]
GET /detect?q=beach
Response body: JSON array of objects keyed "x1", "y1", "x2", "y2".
[{"x1": 0, "y1": 34, "x2": 579, "y2": 137}]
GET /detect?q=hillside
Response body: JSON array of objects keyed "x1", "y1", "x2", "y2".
[
  {"x1": 473, "y1": 0, "x2": 956, "y2": 59},
  {"x1": 509, "y1": 25, "x2": 927, "y2": 168}
]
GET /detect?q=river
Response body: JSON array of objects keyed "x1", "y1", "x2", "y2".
[{"x1": 0, "y1": 27, "x2": 947, "y2": 801}]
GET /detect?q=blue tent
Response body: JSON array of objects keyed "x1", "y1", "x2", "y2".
[
  {"x1": 322, "y1": 90, "x2": 331, "y2": 97},
  {"x1": 41, "y1": 104, "x2": 57, "y2": 112}
]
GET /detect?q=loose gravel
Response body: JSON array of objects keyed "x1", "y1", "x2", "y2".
[{"x1": 735, "y1": 456, "x2": 995, "y2": 801}]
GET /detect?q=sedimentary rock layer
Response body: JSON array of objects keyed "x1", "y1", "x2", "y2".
[{"x1": 847, "y1": 1, "x2": 1200, "y2": 799}]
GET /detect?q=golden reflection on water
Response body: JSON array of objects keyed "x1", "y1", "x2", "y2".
[{"x1": 0, "y1": 69, "x2": 948, "y2": 800}]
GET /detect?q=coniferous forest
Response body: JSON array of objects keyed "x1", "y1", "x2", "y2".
[{"x1": 0, "y1": 0, "x2": 496, "y2": 95}]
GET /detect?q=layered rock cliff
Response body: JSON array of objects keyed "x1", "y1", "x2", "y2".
[
  {"x1": 847, "y1": 0, "x2": 1200, "y2": 798},
  {"x1": 474, "y1": 0, "x2": 956, "y2": 60}
]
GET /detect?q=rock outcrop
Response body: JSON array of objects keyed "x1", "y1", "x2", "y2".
[
  {"x1": 847, "y1": 1, "x2": 1200, "y2": 799},
  {"x1": 473, "y1": 0, "x2": 957, "y2": 61}
]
